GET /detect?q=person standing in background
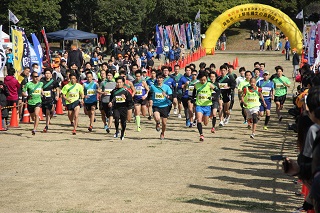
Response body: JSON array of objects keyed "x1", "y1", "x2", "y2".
[
  {"x1": 284, "y1": 37, "x2": 290, "y2": 61},
  {"x1": 99, "y1": 35, "x2": 106, "y2": 51},
  {"x1": 292, "y1": 48, "x2": 300, "y2": 78}
]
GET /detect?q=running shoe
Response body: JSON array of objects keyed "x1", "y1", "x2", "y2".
[
  {"x1": 147, "y1": 116, "x2": 152, "y2": 120},
  {"x1": 250, "y1": 133, "x2": 255, "y2": 139},
  {"x1": 189, "y1": 123, "x2": 193, "y2": 128},
  {"x1": 219, "y1": 121, "x2": 224, "y2": 127},
  {"x1": 243, "y1": 120, "x2": 247, "y2": 124},
  {"x1": 211, "y1": 127, "x2": 215, "y2": 133},
  {"x1": 70, "y1": 122, "x2": 74, "y2": 126},
  {"x1": 247, "y1": 124, "x2": 252, "y2": 129},
  {"x1": 106, "y1": 128, "x2": 110, "y2": 133},
  {"x1": 192, "y1": 120, "x2": 197, "y2": 127},
  {"x1": 173, "y1": 108, "x2": 178, "y2": 114},
  {"x1": 178, "y1": 114, "x2": 182, "y2": 119},
  {"x1": 32, "y1": 130, "x2": 36, "y2": 135},
  {"x1": 160, "y1": 132, "x2": 165, "y2": 140},
  {"x1": 156, "y1": 122, "x2": 161, "y2": 132},
  {"x1": 186, "y1": 119, "x2": 191, "y2": 127},
  {"x1": 88, "y1": 126, "x2": 93, "y2": 132},
  {"x1": 263, "y1": 126, "x2": 268, "y2": 130},
  {"x1": 114, "y1": 132, "x2": 119, "y2": 138},
  {"x1": 224, "y1": 117, "x2": 229, "y2": 125},
  {"x1": 104, "y1": 124, "x2": 108, "y2": 130},
  {"x1": 72, "y1": 129, "x2": 76, "y2": 135},
  {"x1": 137, "y1": 126, "x2": 141, "y2": 132},
  {"x1": 279, "y1": 116, "x2": 283, "y2": 122},
  {"x1": 120, "y1": 136, "x2": 124, "y2": 140},
  {"x1": 94, "y1": 118, "x2": 96, "y2": 122},
  {"x1": 43, "y1": 126, "x2": 48, "y2": 133},
  {"x1": 199, "y1": 135, "x2": 204, "y2": 141}
]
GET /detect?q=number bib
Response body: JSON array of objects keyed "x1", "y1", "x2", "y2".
[
  {"x1": 135, "y1": 86, "x2": 143, "y2": 95},
  {"x1": 247, "y1": 94, "x2": 258, "y2": 102},
  {"x1": 87, "y1": 89, "x2": 95, "y2": 96},
  {"x1": 218, "y1": 83, "x2": 228, "y2": 89},
  {"x1": 198, "y1": 93, "x2": 207, "y2": 100},
  {"x1": 43, "y1": 91, "x2": 51, "y2": 98},
  {"x1": 276, "y1": 83, "x2": 283, "y2": 88},
  {"x1": 155, "y1": 93, "x2": 164, "y2": 100},
  {"x1": 188, "y1": 85, "x2": 194, "y2": 96},
  {"x1": 116, "y1": 96, "x2": 125, "y2": 103},
  {"x1": 261, "y1": 87, "x2": 271, "y2": 96},
  {"x1": 69, "y1": 92, "x2": 77, "y2": 98},
  {"x1": 104, "y1": 89, "x2": 112, "y2": 96},
  {"x1": 32, "y1": 88, "x2": 42, "y2": 95}
]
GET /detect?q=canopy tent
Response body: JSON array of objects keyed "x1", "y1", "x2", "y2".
[
  {"x1": 1, "y1": 31, "x2": 10, "y2": 43},
  {"x1": 46, "y1": 28, "x2": 97, "y2": 40}
]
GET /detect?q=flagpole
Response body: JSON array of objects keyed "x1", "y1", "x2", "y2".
[{"x1": 8, "y1": 10, "x2": 11, "y2": 38}]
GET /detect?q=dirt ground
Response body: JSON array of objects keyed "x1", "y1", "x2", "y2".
[{"x1": 0, "y1": 51, "x2": 303, "y2": 213}]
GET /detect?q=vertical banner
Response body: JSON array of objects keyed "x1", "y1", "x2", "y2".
[
  {"x1": 11, "y1": 27, "x2": 24, "y2": 75},
  {"x1": 316, "y1": 23, "x2": 320, "y2": 57},
  {"x1": 165, "y1": 26, "x2": 173, "y2": 48},
  {"x1": 41, "y1": 27, "x2": 51, "y2": 67},
  {"x1": 155, "y1": 25, "x2": 163, "y2": 55},
  {"x1": 170, "y1": 25, "x2": 176, "y2": 46},
  {"x1": 308, "y1": 25, "x2": 316, "y2": 65},
  {"x1": 163, "y1": 28, "x2": 170, "y2": 51},
  {"x1": 22, "y1": 30, "x2": 31, "y2": 68},
  {"x1": 180, "y1": 24, "x2": 187, "y2": 46},
  {"x1": 186, "y1": 23, "x2": 191, "y2": 49},
  {"x1": 28, "y1": 41, "x2": 39, "y2": 69},
  {"x1": 31, "y1": 33, "x2": 43, "y2": 75},
  {"x1": 0, "y1": 25, "x2": 6, "y2": 77},
  {"x1": 189, "y1": 23, "x2": 194, "y2": 50},
  {"x1": 173, "y1": 24, "x2": 181, "y2": 45}
]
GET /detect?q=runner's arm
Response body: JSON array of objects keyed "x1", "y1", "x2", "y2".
[{"x1": 129, "y1": 82, "x2": 136, "y2": 96}]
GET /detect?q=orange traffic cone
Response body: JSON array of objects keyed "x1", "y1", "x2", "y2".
[
  {"x1": 56, "y1": 98, "x2": 64, "y2": 115},
  {"x1": 21, "y1": 104, "x2": 31, "y2": 124},
  {"x1": 233, "y1": 59, "x2": 236, "y2": 68},
  {"x1": 211, "y1": 48, "x2": 215, "y2": 55},
  {"x1": 39, "y1": 107, "x2": 44, "y2": 121},
  {"x1": 9, "y1": 103, "x2": 20, "y2": 128},
  {"x1": 0, "y1": 106, "x2": 7, "y2": 131},
  {"x1": 235, "y1": 57, "x2": 239, "y2": 68}
]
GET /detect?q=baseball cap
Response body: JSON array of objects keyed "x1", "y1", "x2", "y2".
[{"x1": 263, "y1": 71, "x2": 270, "y2": 75}]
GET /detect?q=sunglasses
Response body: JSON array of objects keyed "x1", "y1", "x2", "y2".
[
  {"x1": 32, "y1": 75, "x2": 39, "y2": 78},
  {"x1": 192, "y1": 74, "x2": 197, "y2": 76}
]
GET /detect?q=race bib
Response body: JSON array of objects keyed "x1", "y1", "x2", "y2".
[
  {"x1": 87, "y1": 89, "x2": 95, "y2": 96},
  {"x1": 104, "y1": 89, "x2": 112, "y2": 95},
  {"x1": 198, "y1": 93, "x2": 207, "y2": 100},
  {"x1": 188, "y1": 85, "x2": 194, "y2": 96},
  {"x1": 155, "y1": 92, "x2": 164, "y2": 100},
  {"x1": 218, "y1": 83, "x2": 228, "y2": 89},
  {"x1": 32, "y1": 88, "x2": 42, "y2": 95},
  {"x1": 261, "y1": 87, "x2": 271, "y2": 96},
  {"x1": 115, "y1": 96, "x2": 125, "y2": 103},
  {"x1": 247, "y1": 95, "x2": 258, "y2": 102},
  {"x1": 276, "y1": 83, "x2": 283, "y2": 88},
  {"x1": 43, "y1": 91, "x2": 51, "y2": 98},
  {"x1": 69, "y1": 92, "x2": 77, "y2": 98},
  {"x1": 176, "y1": 82, "x2": 179, "y2": 87},
  {"x1": 135, "y1": 86, "x2": 143, "y2": 95}
]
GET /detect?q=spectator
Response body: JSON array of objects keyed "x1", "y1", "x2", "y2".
[
  {"x1": 147, "y1": 56, "x2": 155, "y2": 69},
  {"x1": 292, "y1": 48, "x2": 300, "y2": 77},
  {"x1": 284, "y1": 37, "x2": 290, "y2": 60},
  {"x1": 4, "y1": 68, "x2": 20, "y2": 122},
  {"x1": 5, "y1": 48, "x2": 13, "y2": 71},
  {"x1": 99, "y1": 35, "x2": 106, "y2": 51},
  {"x1": 274, "y1": 32, "x2": 280, "y2": 51},
  {"x1": 220, "y1": 33, "x2": 227, "y2": 50},
  {"x1": 0, "y1": 81, "x2": 9, "y2": 130},
  {"x1": 67, "y1": 44, "x2": 84, "y2": 69},
  {"x1": 140, "y1": 52, "x2": 147, "y2": 68}
]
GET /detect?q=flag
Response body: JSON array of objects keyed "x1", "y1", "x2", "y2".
[
  {"x1": 9, "y1": 9, "x2": 19, "y2": 24},
  {"x1": 180, "y1": 24, "x2": 187, "y2": 46},
  {"x1": 11, "y1": 27, "x2": 24, "y2": 75},
  {"x1": 28, "y1": 41, "x2": 39, "y2": 71},
  {"x1": 296, "y1": 10, "x2": 303, "y2": 19},
  {"x1": 31, "y1": 33, "x2": 43, "y2": 75},
  {"x1": 173, "y1": 24, "x2": 181, "y2": 45},
  {"x1": 41, "y1": 27, "x2": 51, "y2": 67},
  {"x1": 195, "y1": 9, "x2": 200, "y2": 20},
  {"x1": 22, "y1": 30, "x2": 31, "y2": 68},
  {"x1": 0, "y1": 25, "x2": 6, "y2": 77},
  {"x1": 155, "y1": 25, "x2": 163, "y2": 54}
]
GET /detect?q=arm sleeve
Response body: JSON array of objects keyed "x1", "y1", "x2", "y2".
[{"x1": 229, "y1": 78, "x2": 236, "y2": 90}]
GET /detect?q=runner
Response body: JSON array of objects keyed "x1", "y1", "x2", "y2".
[
  {"x1": 241, "y1": 78, "x2": 267, "y2": 139},
  {"x1": 171, "y1": 65, "x2": 183, "y2": 117},
  {"x1": 41, "y1": 68, "x2": 60, "y2": 132},
  {"x1": 185, "y1": 69, "x2": 198, "y2": 127},
  {"x1": 217, "y1": 65, "x2": 236, "y2": 126},
  {"x1": 146, "y1": 69, "x2": 157, "y2": 120},
  {"x1": 272, "y1": 66, "x2": 291, "y2": 122},
  {"x1": 98, "y1": 70, "x2": 116, "y2": 133},
  {"x1": 150, "y1": 73, "x2": 173, "y2": 140},
  {"x1": 119, "y1": 70, "x2": 136, "y2": 122},
  {"x1": 161, "y1": 66, "x2": 176, "y2": 117},
  {"x1": 192, "y1": 71, "x2": 216, "y2": 141},
  {"x1": 208, "y1": 71, "x2": 221, "y2": 133},
  {"x1": 178, "y1": 65, "x2": 193, "y2": 126},
  {"x1": 22, "y1": 71, "x2": 44, "y2": 135},
  {"x1": 109, "y1": 76, "x2": 133, "y2": 140},
  {"x1": 133, "y1": 70, "x2": 150, "y2": 132},
  {"x1": 227, "y1": 64, "x2": 237, "y2": 114},
  {"x1": 61, "y1": 72, "x2": 84, "y2": 135},
  {"x1": 83, "y1": 71, "x2": 99, "y2": 132},
  {"x1": 237, "y1": 70, "x2": 252, "y2": 125},
  {"x1": 256, "y1": 71, "x2": 274, "y2": 130}
]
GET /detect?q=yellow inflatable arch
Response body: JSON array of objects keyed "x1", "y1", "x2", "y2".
[{"x1": 202, "y1": 3, "x2": 303, "y2": 54}]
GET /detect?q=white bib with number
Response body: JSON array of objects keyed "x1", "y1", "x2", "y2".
[
  {"x1": 104, "y1": 89, "x2": 112, "y2": 95},
  {"x1": 87, "y1": 89, "x2": 95, "y2": 96},
  {"x1": 115, "y1": 96, "x2": 125, "y2": 103},
  {"x1": 135, "y1": 86, "x2": 143, "y2": 95},
  {"x1": 198, "y1": 93, "x2": 207, "y2": 100},
  {"x1": 276, "y1": 83, "x2": 283, "y2": 88},
  {"x1": 43, "y1": 91, "x2": 51, "y2": 98},
  {"x1": 32, "y1": 88, "x2": 42, "y2": 95},
  {"x1": 218, "y1": 83, "x2": 228, "y2": 89},
  {"x1": 188, "y1": 85, "x2": 194, "y2": 96},
  {"x1": 261, "y1": 87, "x2": 271, "y2": 96},
  {"x1": 155, "y1": 92, "x2": 164, "y2": 100}
]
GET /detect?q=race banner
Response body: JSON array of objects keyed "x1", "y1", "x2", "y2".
[
  {"x1": 186, "y1": 23, "x2": 191, "y2": 49},
  {"x1": 308, "y1": 25, "x2": 316, "y2": 65},
  {"x1": 22, "y1": 30, "x2": 31, "y2": 68},
  {"x1": 41, "y1": 27, "x2": 51, "y2": 67},
  {"x1": 165, "y1": 25, "x2": 173, "y2": 48},
  {"x1": 189, "y1": 23, "x2": 194, "y2": 49},
  {"x1": 170, "y1": 25, "x2": 176, "y2": 46},
  {"x1": 155, "y1": 25, "x2": 163, "y2": 54},
  {"x1": 11, "y1": 27, "x2": 24, "y2": 75},
  {"x1": 316, "y1": 23, "x2": 320, "y2": 58},
  {"x1": 0, "y1": 25, "x2": 6, "y2": 77},
  {"x1": 180, "y1": 24, "x2": 187, "y2": 46},
  {"x1": 28, "y1": 41, "x2": 39, "y2": 70},
  {"x1": 163, "y1": 28, "x2": 171, "y2": 51},
  {"x1": 31, "y1": 33, "x2": 43, "y2": 75},
  {"x1": 158, "y1": 26, "x2": 164, "y2": 49}
]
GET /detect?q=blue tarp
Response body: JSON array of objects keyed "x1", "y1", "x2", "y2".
[{"x1": 46, "y1": 28, "x2": 97, "y2": 40}]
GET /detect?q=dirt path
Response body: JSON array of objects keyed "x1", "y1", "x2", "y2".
[{"x1": 0, "y1": 51, "x2": 302, "y2": 213}]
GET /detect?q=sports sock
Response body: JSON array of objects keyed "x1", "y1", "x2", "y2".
[
  {"x1": 212, "y1": 117, "x2": 216, "y2": 128},
  {"x1": 136, "y1": 115, "x2": 140, "y2": 127},
  {"x1": 197, "y1": 122, "x2": 203, "y2": 135},
  {"x1": 265, "y1": 115, "x2": 270, "y2": 126}
]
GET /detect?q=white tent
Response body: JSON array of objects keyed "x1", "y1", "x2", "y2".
[{"x1": 1, "y1": 31, "x2": 10, "y2": 43}]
